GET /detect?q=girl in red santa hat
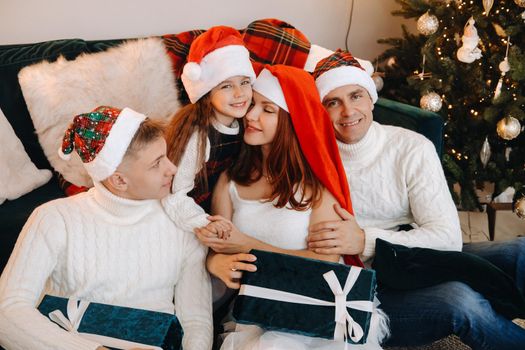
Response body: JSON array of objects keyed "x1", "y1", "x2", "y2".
[
  {"x1": 163, "y1": 26, "x2": 256, "y2": 236},
  {"x1": 196, "y1": 64, "x2": 389, "y2": 349}
]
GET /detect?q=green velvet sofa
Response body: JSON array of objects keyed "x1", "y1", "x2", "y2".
[{"x1": 0, "y1": 37, "x2": 443, "y2": 276}]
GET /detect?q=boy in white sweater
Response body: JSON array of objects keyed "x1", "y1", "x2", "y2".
[
  {"x1": 0, "y1": 106, "x2": 212, "y2": 350},
  {"x1": 306, "y1": 50, "x2": 525, "y2": 349}
]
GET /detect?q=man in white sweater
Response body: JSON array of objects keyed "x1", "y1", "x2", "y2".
[
  {"x1": 307, "y1": 50, "x2": 525, "y2": 348},
  {"x1": 0, "y1": 106, "x2": 212, "y2": 350}
]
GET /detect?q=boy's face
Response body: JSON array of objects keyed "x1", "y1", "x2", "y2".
[
  {"x1": 117, "y1": 137, "x2": 177, "y2": 200},
  {"x1": 322, "y1": 84, "x2": 374, "y2": 145}
]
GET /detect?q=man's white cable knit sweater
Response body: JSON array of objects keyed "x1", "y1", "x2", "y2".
[
  {"x1": 338, "y1": 121, "x2": 462, "y2": 264},
  {"x1": 0, "y1": 182, "x2": 212, "y2": 350},
  {"x1": 162, "y1": 120, "x2": 240, "y2": 231}
]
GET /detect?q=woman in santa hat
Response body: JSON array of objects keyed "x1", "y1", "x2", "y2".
[{"x1": 195, "y1": 64, "x2": 389, "y2": 349}]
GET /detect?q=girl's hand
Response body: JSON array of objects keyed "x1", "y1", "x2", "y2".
[
  {"x1": 207, "y1": 252, "x2": 257, "y2": 289},
  {"x1": 195, "y1": 216, "x2": 253, "y2": 253},
  {"x1": 202, "y1": 218, "x2": 232, "y2": 239}
]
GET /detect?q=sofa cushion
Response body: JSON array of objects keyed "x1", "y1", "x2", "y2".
[
  {"x1": 0, "y1": 177, "x2": 64, "y2": 273},
  {"x1": 0, "y1": 39, "x2": 90, "y2": 170},
  {"x1": 0, "y1": 107, "x2": 52, "y2": 204},
  {"x1": 18, "y1": 37, "x2": 180, "y2": 187}
]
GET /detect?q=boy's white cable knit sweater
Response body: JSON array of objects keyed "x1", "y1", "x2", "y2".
[
  {"x1": 0, "y1": 182, "x2": 212, "y2": 350},
  {"x1": 337, "y1": 121, "x2": 463, "y2": 264}
]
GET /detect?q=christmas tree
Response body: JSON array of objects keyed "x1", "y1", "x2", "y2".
[{"x1": 377, "y1": 0, "x2": 525, "y2": 213}]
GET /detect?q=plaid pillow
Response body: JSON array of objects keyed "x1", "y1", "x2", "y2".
[
  {"x1": 57, "y1": 172, "x2": 89, "y2": 197},
  {"x1": 241, "y1": 18, "x2": 311, "y2": 73},
  {"x1": 161, "y1": 19, "x2": 312, "y2": 102}
]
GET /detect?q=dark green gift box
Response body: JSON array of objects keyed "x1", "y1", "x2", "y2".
[
  {"x1": 38, "y1": 295, "x2": 183, "y2": 350},
  {"x1": 232, "y1": 250, "x2": 377, "y2": 344}
]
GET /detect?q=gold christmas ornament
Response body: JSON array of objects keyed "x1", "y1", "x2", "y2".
[
  {"x1": 479, "y1": 137, "x2": 491, "y2": 168},
  {"x1": 483, "y1": 0, "x2": 494, "y2": 15},
  {"x1": 372, "y1": 74, "x2": 384, "y2": 92},
  {"x1": 420, "y1": 92, "x2": 443, "y2": 112},
  {"x1": 514, "y1": 0, "x2": 525, "y2": 8},
  {"x1": 515, "y1": 196, "x2": 525, "y2": 219},
  {"x1": 492, "y1": 23, "x2": 507, "y2": 37},
  {"x1": 496, "y1": 116, "x2": 521, "y2": 140},
  {"x1": 417, "y1": 11, "x2": 439, "y2": 36},
  {"x1": 386, "y1": 57, "x2": 397, "y2": 68}
]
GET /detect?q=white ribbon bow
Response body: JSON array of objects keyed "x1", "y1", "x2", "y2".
[
  {"x1": 48, "y1": 298, "x2": 163, "y2": 350},
  {"x1": 238, "y1": 266, "x2": 373, "y2": 344}
]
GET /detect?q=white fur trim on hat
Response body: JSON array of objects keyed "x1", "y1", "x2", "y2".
[
  {"x1": 315, "y1": 65, "x2": 378, "y2": 103},
  {"x1": 83, "y1": 108, "x2": 147, "y2": 181},
  {"x1": 181, "y1": 45, "x2": 256, "y2": 103},
  {"x1": 252, "y1": 69, "x2": 288, "y2": 112},
  {"x1": 304, "y1": 44, "x2": 334, "y2": 72},
  {"x1": 356, "y1": 58, "x2": 374, "y2": 76}
]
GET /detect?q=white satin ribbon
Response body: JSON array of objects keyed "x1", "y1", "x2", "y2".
[
  {"x1": 48, "y1": 298, "x2": 163, "y2": 350},
  {"x1": 238, "y1": 267, "x2": 373, "y2": 344}
]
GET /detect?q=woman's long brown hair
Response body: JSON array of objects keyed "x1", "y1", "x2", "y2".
[
  {"x1": 165, "y1": 95, "x2": 214, "y2": 190},
  {"x1": 230, "y1": 109, "x2": 322, "y2": 211}
]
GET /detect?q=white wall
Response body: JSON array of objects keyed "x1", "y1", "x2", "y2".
[{"x1": 0, "y1": 0, "x2": 414, "y2": 60}]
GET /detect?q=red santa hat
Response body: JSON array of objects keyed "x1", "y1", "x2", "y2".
[
  {"x1": 181, "y1": 26, "x2": 256, "y2": 103},
  {"x1": 59, "y1": 106, "x2": 147, "y2": 182},
  {"x1": 312, "y1": 49, "x2": 378, "y2": 103},
  {"x1": 253, "y1": 65, "x2": 363, "y2": 268}
]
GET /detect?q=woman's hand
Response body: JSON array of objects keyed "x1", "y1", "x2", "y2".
[
  {"x1": 195, "y1": 216, "x2": 254, "y2": 253},
  {"x1": 207, "y1": 252, "x2": 257, "y2": 289}
]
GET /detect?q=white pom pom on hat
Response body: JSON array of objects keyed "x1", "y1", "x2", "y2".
[
  {"x1": 182, "y1": 62, "x2": 202, "y2": 81},
  {"x1": 181, "y1": 26, "x2": 256, "y2": 104}
]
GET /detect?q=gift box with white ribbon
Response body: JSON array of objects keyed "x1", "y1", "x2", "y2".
[
  {"x1": 232, "y1": 250, "x2": 377, "y2": 344},
  {"x1": 38, "y1": 295, "x2": 183, "y2": 350}
]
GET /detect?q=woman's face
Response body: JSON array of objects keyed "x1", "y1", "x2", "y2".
[{"x1": 244, "y1": 92, "x2": 279, "y2": 148}]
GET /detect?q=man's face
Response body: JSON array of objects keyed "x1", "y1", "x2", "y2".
[
  {"x1": 322, "y1": 84, "x2": 374, "y2": 145},
  {"x1": 118, "y1": 137, "x2": 177, "y2": 200}
]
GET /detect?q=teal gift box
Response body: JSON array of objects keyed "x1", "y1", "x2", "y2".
[
  {"x1": 38, "y1": 295, "x2": 183, "y2": 350},
  {"x1": 232, "y1": 250, "x2": 377, "y2": 344}
]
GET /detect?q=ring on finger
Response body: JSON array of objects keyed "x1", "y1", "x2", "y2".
[{"x1": 231, "y1": 268, "x2": 237, "y2": 272}]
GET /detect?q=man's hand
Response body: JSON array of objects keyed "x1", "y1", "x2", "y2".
[
  {"x1": 307, "y1": 203, "x2": 365, "y2": 255},
  {"x1": 207, "y1": 252, "x2": 257, "y2": 289}
]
